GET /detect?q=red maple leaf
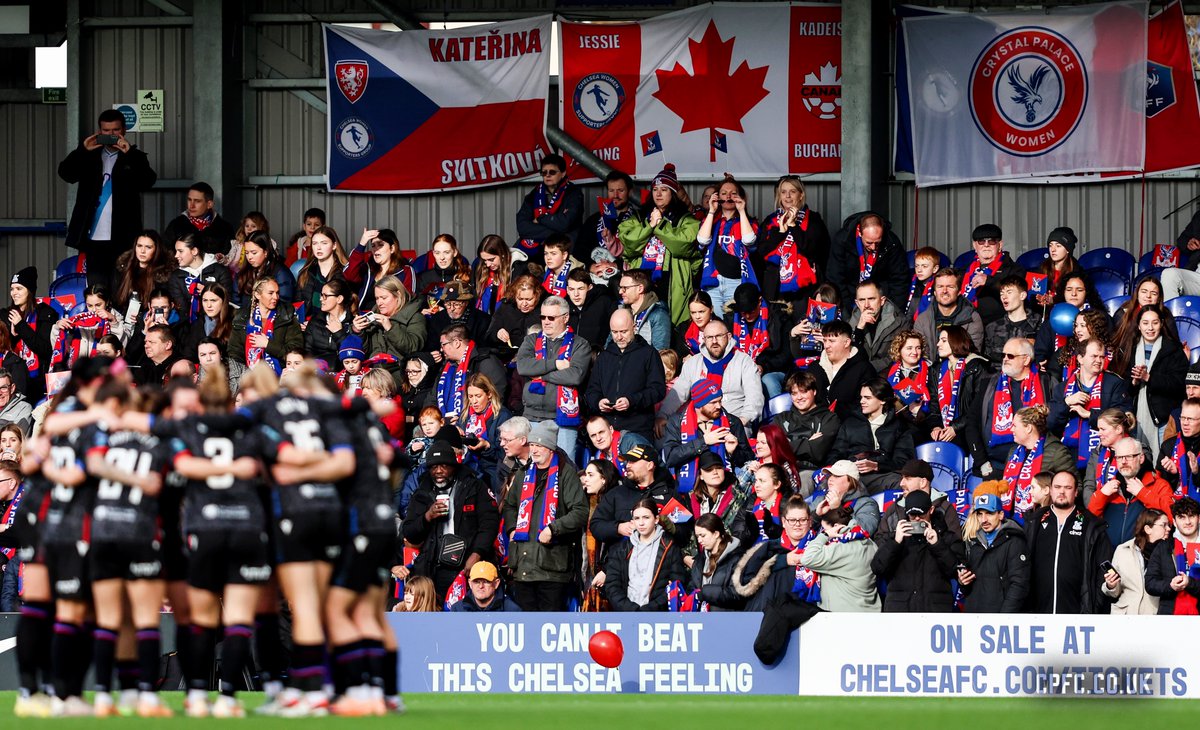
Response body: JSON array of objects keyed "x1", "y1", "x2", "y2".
[{"x1": 652, "y1": 20, "x2": 769, "y2": 161}]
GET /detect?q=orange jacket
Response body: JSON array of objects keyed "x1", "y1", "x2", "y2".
[{"x1": 1087, "y1": 471, "x2": 1175, "y2": 520}]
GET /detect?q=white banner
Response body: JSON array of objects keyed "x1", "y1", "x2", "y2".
[
  {"x1": 902, "y1": 2, "x2": 1147, "y2": 187},
  {"x1": 798, "y1": 613, "x2": 1200, "y2": 698}
]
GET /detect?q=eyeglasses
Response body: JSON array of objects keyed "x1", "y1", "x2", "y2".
[
  {"x1": 975, "y1": 238, "x2": 1001, "y2": 245},
  {"x1": 618, "y1": 284, "x2": 639, "y2": 291},
  {"x1": 405, "y1": 369, "x2": 423, "y2": 376},
  {"x1": 703, "y1": 334, "x2": 729, "y2": 341},
  {"x1": 782, "y1": 517, "x2": 810, "y2": 525},
  {"x1": 319, "y1": 293, "x2": 336, "y2": 299},
  {"x1": 540, "y1": 169, "x2": 561, "y2": 176},
  {"x1": 1001, "y1": 352, "x2": 1024, "y2": 360},
  {"x1": 540, "y1": 313, "x2": 564, "y2": 321},
  {"x1": 1114, "y1": 453, "x2": 1142, "y2": 460}
]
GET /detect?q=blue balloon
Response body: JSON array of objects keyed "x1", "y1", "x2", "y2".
[{"x1": 1050, "y1": 303, "x2": 1080, "y2": 337}]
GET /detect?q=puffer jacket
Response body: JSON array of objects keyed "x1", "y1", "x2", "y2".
[
  {"x1": 603, "y1": 529, "x2": 686, "y2": 612},
  {"x1": 689, "y1": 536, "x2": 748, "y2": 611},
  {"x1": 870, "y1": 517, "x2": 965, "y2": 612},
  {"x1": 960, "y1": 519, "x2": 1030, "y2": 613}
]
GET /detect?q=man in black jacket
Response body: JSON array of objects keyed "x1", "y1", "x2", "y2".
[
  {"x1": 58, "y1": 109, "x2": 158, "y2": 286},
  {"x1": 565, "y1": 269, "x2": 617, "y2": 350},
  {"x1": 772, "y1": 371, "x2": 840, "y2": 496},
  {"x1": 584, "y1": 309, "x2": 667, "y2": 441},
  {"x1": 725, "y1": 283, "x2": 793, "y2": 399},
  {"x1": 1023, "y1": 471, "x2": 1113, "y2": 614},
  {"x1": 870, "y1": 489, "x2": 965, "y2": 612},
  {"x1": 825, "y1": 211, "x2": 909, "y2": 307},
  {"x1": 589, "y1": 444, "x2": 676, "y2": 549},
  {"x1": 958, "y1": 223, "x2": 1024, "y2": 327},
  {"x1": 161, "y1": 182, "x2": 237, "y2": 260},
  {"x1": 403, "y1": 442, "x2": 500, "y2": 599}
]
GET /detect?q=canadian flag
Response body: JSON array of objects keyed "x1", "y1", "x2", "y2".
[{"x1": 559, "y1": 4, "x2": 842, "y2": 180}]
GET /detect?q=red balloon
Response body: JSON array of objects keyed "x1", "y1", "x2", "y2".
[{"x1": 588, "y1": 630, "x2": 624, "y2": 668}]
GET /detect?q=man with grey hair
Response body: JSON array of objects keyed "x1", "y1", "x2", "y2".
[
  {"x1": 0, "y1": 370, "x2": 32, "y2": 434},
  {"x1": 515, "y1": 295, "x2": 591, "y2": 460},
  {"x1": 496, "y1": 417, "x2": 532, "y2": 503},
  {"x1": 972, "y1": 336, "x2": 1050, "y2": 477},
  {"x1": 502, "y1": 420, "x2": 587, "y2": 611}
]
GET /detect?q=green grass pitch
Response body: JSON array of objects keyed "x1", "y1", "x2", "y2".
[{"x1": 1, "y1": 692, "x2": 1198, "y2": 728}]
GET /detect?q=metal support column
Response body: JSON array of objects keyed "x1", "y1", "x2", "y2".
[
  {"x1": 65, "y1": 0, "x2": 82, "y2": 221},
  {"x1": 840, "y1": 0, "x2": 888, "y2": 221},
  {"x1": 192, "y1": 0, "x2": 242, "y2": 213}
]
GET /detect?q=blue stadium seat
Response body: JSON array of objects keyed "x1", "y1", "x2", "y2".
[
  {"x1": 1166, "y1": 296, "x2": 1200, "y2": 322},
  {"x1": 915, "y1": 441, "x2": 966, "y2": 493},
  {"x1": 54, "y1": 255, "x2": 85, "y2": 279},
  {"x1": 1079, "y1": 247, "x2": 1135, "y2": 283},
  {"x1": 48, "y1": 273, "x2": 87, "y2": 314},
  {"x1": 290, "y1": 259, "x2": 306, "y2": 280},
  {"x1": 1103, "y1": 295, "x2": 1128, "y2": 317},
  {"x1": 1089, "y1": 269, "x2": 1129, "y2": 300},
  {"x1": 953, "y1": 250, "x2": 976, "y2": 270},
  {"x1": 767, "y1": 393, "x2": 792, "y2": 418},
  {"x1": 1178, "y1": 320, "x2": 1200, "y2": 363},
  {"x1": 1016, "y1": 248, "x2": 1050, "y2": 271}
]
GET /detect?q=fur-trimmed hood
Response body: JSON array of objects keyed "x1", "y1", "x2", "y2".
[{"x1": 732, "y1": 540, "x2": 780, "y2": 597}]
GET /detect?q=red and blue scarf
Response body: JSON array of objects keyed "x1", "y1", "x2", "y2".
[
  {"x1": 828, "y1": 524, "x2": 872, "y2": 544},
  {"x1": 855, "y1": 225, "x2": 876, "y2": 283},
  {"x1": 961, "y1": 255, "x2": 1004, "y2": 304},
  {"x1": 937, "y1": 358, "x2": 967, "y2": 426},
  {"x1": 528, "y1": 328, "x2": 581, "y2": 427},
  {"x1": 183, "y1": 270, "x2": 204, "y2": 322},
  {"x1": 0, "y1": 483, "x2": 24, "y2": 563},
  {"x1": 1001, "y1": 436, "x2": 1044, "y2": 523},
  {"x1": 463, "y1": 402, "x2": 495, "y2": 441},
  {"x1": 750, "y1": 495, "x2": 780, "y2": 543},
  {"x1": 443, "y1": 572, "x2": 468, "y2": 611},
  {"x1": 702, "y1": 347, "x2": 736, "y2": 388},
  {"x1": 476, "y1": 269, "x2": 502, "y2": 314},
  {"x1": 517, "y1": 180, "x2": 572, "y2": 253},
  {"x1": 15, "y1": 310, "x2": 39, "y2": 379},
  {"x1": 1063, "y1": 372, "x2": 1103, "y2": 469},
  {"x1": 245, "y1": 306, "x2": 281, "y2": 375},
  {"x1": 436, "y1": 341, "x2": 474, "y2": 418},
  {"x1": 640, "y1": 234, "x2": 666, "y2": 281},
  {"x1": 888, "y1": 361, "x2": 931, "y2": 411},
  {"x1": 513, "y1": 452, "x2": 560, "y2": 542},
  {"x1": 989, "y1": 365, "x2": 1046, "y2": 448},
  {"x1": 781, "y1": 529, "x2": 821, "y2": 603},
  {"x1": 595, "y1": 429, "x2": 626, "y2": 475},
  {"x1": 674, "y1": 403, "x2": 730, "y2": 493},
  {"x1": 1171, "y1": 436, "x2": 1195, "y2": 500},
  {"x1": 701, "y1": 214, "x2": 758, "y2": 289},
  {"x1": 667, "y1": 579, "x2": 708, "y2": 612},
  {"x1": 683, "y1": 322, "x2": 703, "y2": 356},
  {"x1": 907, "y1": 276, "x2": 934, "y2": 322},
  {"x1": 1173, "y1": 539, "x2": 1200, "y2": 615},
  {"x1": 541, "y1": 262, "x2": 572, "y2": 297},
  {"x1": 764, "y1": 209, "x2": 816, "y2": 292},
  {"x1": 689, "y1": 481, "x2": 737, "y2": 521},
  {"x1": 50, "y1": 312, "x2": 110, "y2": 371},
  {"x1": 731, "y1": 301, "x2": 770, "y2": 360},
  {"x1": 1094, "y1": 446, "x2": 1119, "y2": 491}
]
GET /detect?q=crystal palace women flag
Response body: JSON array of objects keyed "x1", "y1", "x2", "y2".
[
  {"x1": 902, "y1": 2, "x2": 1146, "y2": 187},
  {"x1": 324, "y1": 18, "x2": 552, "y2": 193}
]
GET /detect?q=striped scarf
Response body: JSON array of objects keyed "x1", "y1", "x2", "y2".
[{"x1": 513, "y1": 453, "x2": 560, "y2": 542}]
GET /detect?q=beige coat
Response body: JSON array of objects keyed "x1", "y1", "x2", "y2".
[{"x1": 1102, "y1": 539, "x2": 1160, "y2": 615}]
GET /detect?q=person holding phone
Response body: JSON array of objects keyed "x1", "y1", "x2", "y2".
[
  {"x1": 1104, "y1": 509, "x2": 1168, "y2": 615},
  {"x1": 58, "y1": 110, "x2": 158, "y2": 287}
]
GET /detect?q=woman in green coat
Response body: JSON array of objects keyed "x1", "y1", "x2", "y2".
[
  {"x1": 351, "y1": 274, "x2": 427, "y2": 386},
  {"x1": 619, "y1": 163, "x2": 702, "y2": 327}
]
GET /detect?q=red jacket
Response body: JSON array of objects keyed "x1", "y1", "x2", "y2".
[{"x1": 1087, "y1": 470, "x2": 1175, "y2": 519}]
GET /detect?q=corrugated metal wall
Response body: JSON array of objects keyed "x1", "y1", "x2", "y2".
[
  {"x1": 4, "y1": 1, "x2": 1200, "y2": 288},
  {"x1": 0, "y1": 102, "x2": 69, "y2": 286},
  {"x1": 888, "y1": 178, "x2": 1200, "y2": 260}
]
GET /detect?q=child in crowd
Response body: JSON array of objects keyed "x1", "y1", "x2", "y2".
[
  {"x1": 285, "y1": 207, "x2": 325, "y2": 267},
  {"x1": 335, "y1": 335, "x2": 368, "y2": 396},
  {"x1": 407, "y1": 406, "x2": 445, "y2": 466},
  {"x1": 905, "y1": 247, "x2": 941, "y2": 323}
]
